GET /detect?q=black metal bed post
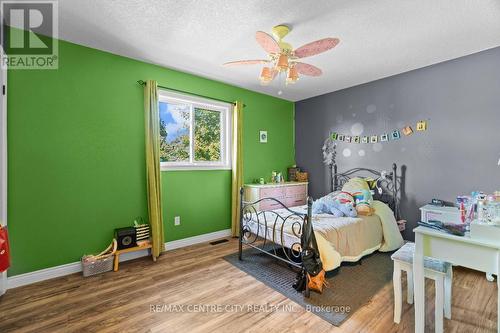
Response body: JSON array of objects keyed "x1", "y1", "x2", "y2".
[
  {"x1": 238, "y1": 187, "x2": 244, "y2": 260},
  {"x1": 332, "y1": 164, "x2": 338, "y2": 192},
  {"x1": 392, "y1": 163, "x2": 399, "y2": 220},
  {"x1": 304, "y1": 197, "x2": 314, "y2": 298},
  {"x1": 306, "y1": 197, "x2": 313, "y2": 227}
]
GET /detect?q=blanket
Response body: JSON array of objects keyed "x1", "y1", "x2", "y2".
[{"x1": 313, "y1": 200, "x2": 403, "y2": 271}]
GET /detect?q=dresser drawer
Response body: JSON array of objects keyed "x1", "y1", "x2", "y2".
[
  {"x1": 260, "y1": 187, "x2": 285, "y2": 199},
  {"x1": 244, "y1": 182, "x2": 308, "y2": 211},
  {"x1": 285, "y1": 185, "x2": 307, "y2": 198},
  {"x1": 285, "y1": 197, "x2": 307, "y2": 208},
  {"x1": 260, "y1": 199, "x2": 286, "y2": 211}
]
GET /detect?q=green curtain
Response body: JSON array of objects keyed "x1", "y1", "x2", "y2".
[
  {"x1": 231, "y1": 101, "x2": 244, "y2": 237},
  {"x1": 144, "y1": 80, "x2": 164, "y2": 257}
]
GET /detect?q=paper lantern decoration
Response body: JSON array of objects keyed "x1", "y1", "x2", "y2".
[
  {"x1": 345, "y1": 136, "x2": 352, "y2": 143},
  {"x1": 354, "y1": 136, "x2": 360, "y2": 143},
  {"x1": 391, "y1": 130, "x2": 401, "y2": 140},
  {"x1": 331, "y1": 132, "x2": 338, "y2": 140},
  {"x1": 370, "y1": 135, "x2": 378, "y2": 143},
  {"x1": 402, "y1": 126, "x2": 413, "y2": 136},
  {"x1": 380, "y1": 133, "x2": 389, "y2": 142},
  {"x1": 362, "y1": 136, "x2": 369, "y2": 144},
  {"x1": 416, "y1": 120, "x2": 427, "y2": 131}
]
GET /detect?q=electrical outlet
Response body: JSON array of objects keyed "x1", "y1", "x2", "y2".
[{"x1": 174, "y1": 216, "x2": 181, "y2": 226}]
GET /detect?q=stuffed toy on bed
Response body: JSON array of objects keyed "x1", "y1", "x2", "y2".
[
  {"x1": 312, "y1": 192, "x2": 358, "y2": 218},
  {"x1": 352, "y1": 189, "x2": 375, "y2": 216}
]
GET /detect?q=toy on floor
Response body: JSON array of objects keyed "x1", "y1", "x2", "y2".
[{"x1": 312, "y1": 192, "x2": 357, "y2": 217}]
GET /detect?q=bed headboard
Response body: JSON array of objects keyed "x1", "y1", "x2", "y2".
[{"x1": 331, "y1": 163, "x2": 401, "y2": 220}]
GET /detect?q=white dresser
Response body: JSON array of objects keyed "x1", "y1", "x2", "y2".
[{"x1": 243, "y1": 182, "x2": 308, "y2": 211}]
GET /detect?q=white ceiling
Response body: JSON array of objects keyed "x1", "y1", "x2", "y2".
[{"x1": 58, "y1": 0, "x2": 500, "y2": 101}]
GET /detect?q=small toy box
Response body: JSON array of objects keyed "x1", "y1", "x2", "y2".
[
  {"x1": 420, "y1": 204, "x2": 461, "y2": 224},
  {"x1": 470, "y1": 220, "x2": 500, "y2": 243}
]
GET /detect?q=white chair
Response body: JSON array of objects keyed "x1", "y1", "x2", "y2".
[{"x1": 391, "y1": 242, "x2": 453, "y2": 333}]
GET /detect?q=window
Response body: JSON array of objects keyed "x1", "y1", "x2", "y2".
[{"x1": 159, "y1": 90, "x2": 232, "y2": 170}]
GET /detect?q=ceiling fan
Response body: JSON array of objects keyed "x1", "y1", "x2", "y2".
[{"x1": 223, "y1": 25, "x2": 339, "y2": 86}]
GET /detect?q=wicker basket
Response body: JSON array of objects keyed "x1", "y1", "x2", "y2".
[
  {"x1": 296, "y1": 171, "x2": 308, "y2": 182},
  {"x1": 81, "y1": 239, "x2": 117, "y2": 277}
]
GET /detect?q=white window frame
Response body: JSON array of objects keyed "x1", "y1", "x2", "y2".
[{"x1": 158, "y1": 89, "x2": 232, "y2": 171}]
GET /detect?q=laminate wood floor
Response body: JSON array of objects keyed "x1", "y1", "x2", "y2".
[{"x1": 0, "y1": 238, "x2": 497, "y2": 332}]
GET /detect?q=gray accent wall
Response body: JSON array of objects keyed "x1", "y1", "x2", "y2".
[{"x1": 295, "y1": 47, "x2": 500, "y2": 240}]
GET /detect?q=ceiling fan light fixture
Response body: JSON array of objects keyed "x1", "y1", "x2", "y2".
[
  {"x1": 286, "y1": 66, "x2": 299, "y2": 84},
  {"x1": 277, "y1": 54, "x2": 288, "y2": 71},
  {"x1": 259, "y1": 66, "x2": 273, "y2": 84},
  {"x1": 224, "y1": 25, "x2": 339, "y2": 88}
]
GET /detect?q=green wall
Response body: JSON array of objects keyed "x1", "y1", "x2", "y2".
[{"x1": 7, "y1": 39, "x2": 294, "y2": 276}]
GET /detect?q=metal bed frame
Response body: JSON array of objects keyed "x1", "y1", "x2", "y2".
[
  {"x1": 332, "y1": 162, "x2": 401, "y2": 220},
  {"x1": 238, "y1": 163, "x2": 402, "y2": 294}
]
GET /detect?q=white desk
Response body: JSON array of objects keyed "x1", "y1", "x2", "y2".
[{"x1": 414, "y1": 226, "x2": 500, "y2": 333}]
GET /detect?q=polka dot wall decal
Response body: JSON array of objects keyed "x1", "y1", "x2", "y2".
[
  {"x1": 351, "y1": 122, "x2": 364, "y2": 136},
  {"x1": 342, "y1": 148, "x2": 351, "y2": 157},
  {"x1": 373, "y1": 143, "x2": 383, "y2": 152},
  {"x1": 366, "y1": 104, "x2": 376, "y2": 114},
  {"x1": 358, "y1": 149, "x2": 366, "y2": 157}
]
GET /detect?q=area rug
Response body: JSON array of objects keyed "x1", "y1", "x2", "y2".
[{"x1": 224, "y1": 247, "x2": 393, "y2": 326}]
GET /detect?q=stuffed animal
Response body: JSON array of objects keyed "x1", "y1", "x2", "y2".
[
  {"x1": 352, "y1": 189, "x2": 375, "y2": 216},
  {"x1": 334, "y1": 191, "x2": 355, "y2": 204},
  {"x1": 312, "y1": 193, "x2": 358, "y2": 217},
  {"x1": 330, "y1": 201, "x2": 357, "y2": 217}
]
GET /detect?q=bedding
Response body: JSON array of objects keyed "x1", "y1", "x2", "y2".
[
  {"x1": 245, "y1": 200, "x2": 403, "y2": 271},
  {"x1": 341, "y1": 177, "x2": 371, "y2": 192}
]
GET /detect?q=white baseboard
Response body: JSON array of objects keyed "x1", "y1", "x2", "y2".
[
  {"x1": 6, "y1": 228, "x2": 231, "y2": 290},
  {"x1": 7, "y1": 261, "x2": 82, "y2": 289},
  {"x1": 165, "y1": 229, "x2": 231, "y2": 251}
]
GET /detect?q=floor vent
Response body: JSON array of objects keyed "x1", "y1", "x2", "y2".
[{"x1": 210, "y1": 239, "x2": 229, "y2": 246}]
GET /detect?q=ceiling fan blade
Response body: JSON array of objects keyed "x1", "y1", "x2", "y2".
[
  {"x1": 294, "y1": 38, "x2": 339, "y2": 58},
  {"x1": 294, "y1": 62, "x2": 322, "y2": 76},
  {"x1": 255, "y1": 31, "x2": 280, "y2": 54},
  {"x1": 223, "y1": 59, "x2": 269, "y2": 66}
]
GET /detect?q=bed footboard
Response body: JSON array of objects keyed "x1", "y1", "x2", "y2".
[{"x1": 238, "y1": 188, "x2": 312, "y2": 269}]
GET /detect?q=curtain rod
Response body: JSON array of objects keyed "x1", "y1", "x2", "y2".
[{"x1": 137, "y1": 80, "x2": 245, "y2": 107}]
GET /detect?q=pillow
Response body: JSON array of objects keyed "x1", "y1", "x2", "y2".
[
  {"x1": 363, "y1": 177, "x2": 378, "y2": 190},
  {"x1": 341, "y1": 177, "x2": 370, "y2": 192},
  {"x1": 318, "y1": 191, "x2": 354, "y2": 204},
  {"x1": 333, "y1": 191, "x2": 355, "y2": 204}
]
